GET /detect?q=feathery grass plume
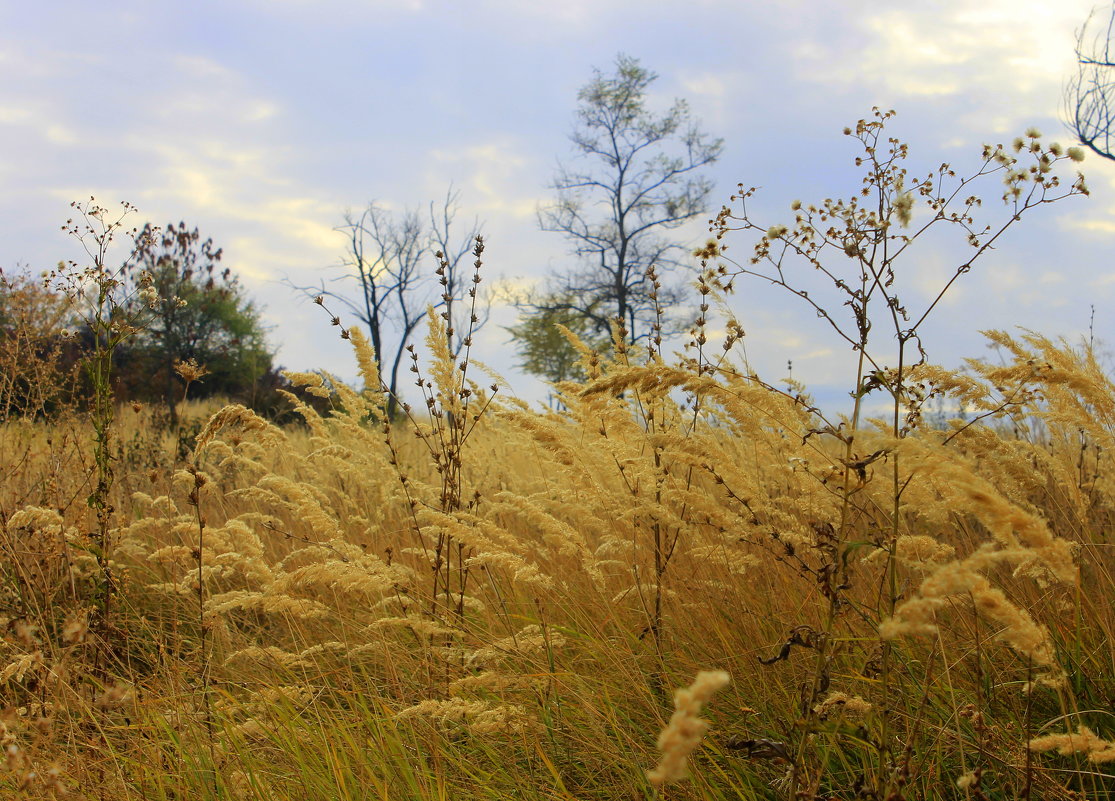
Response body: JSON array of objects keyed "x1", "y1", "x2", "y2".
[
  {"x1": 4, "y1": 131, "x2": 1109, "y2": 798},
  {"x1": 487, "y1": 490, "x2": 604, "y2": 589},
  {"x1": 424, "y1": 307, "x2": 463, "y2": 416},
  {"x1": 1029, "y1": 726, "x2": 1115, "y2": 762},
  {"x1": 880, "y1": 551, "x2": 1061, "y2": 671},
  {"x1": 647, "y1": 670, "x2": 731, "y2": 785},
  {"x1": 556, "y1": 322, "x2": 604, "y2": 381},
  {"x1": 367, "y1": 615, "x2": 462, "y2": 640},
  {"x1": 6, "y1": 506, "x2": 65, "y2": 531},
  {"x1": 893, "y1": 534, "x2": 956, "y2": 570},
  {"x1": 194, "y1": 403, "x2": 284, "y2": 454},
  {"x1": 223, "y1": 643, "x2": 349, "y2": 671},
  {"x1": 347, "y1": 327, "x2": 386, "y2": 414},
  {"x1": 449, "y1": 671, "x2": 544, "y2": 693},
  {"x1": 892, "y1": 436, "x2": 1077, "y2": 581},
  {"x1": 204, "y1": 589, "x2": 332, "y2": 619},
  {"x1": 956, "y1": 770, "x2": 980, "y2": 790},
  {"x1": 686, "y1": 543, "x2": 762, "y2": 576},
  {"x1": 869, "y1": 433, "x2": 1078, "y2": 687},
  {"x1": 269, "y1": 553, "x2": 413, "y2": 600},
  {"x1": 906, "y1": 362, "x2": 1006, "y2": 417},
  {"x1": 465, "y1": 624, "x2": 566, "y2": 669},
  {"x1": 974, "y1": 330, "x2": 1115, "y2": 454},
  {"x1": 394, "y1": 698, "x2": 534, "y2": 735},
  {"x1": 283, "y1": 370, "x2": 333, "y2": 399}
]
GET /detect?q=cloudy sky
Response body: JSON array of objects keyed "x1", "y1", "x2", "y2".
[{"x1": 3, "y1": 0, "x2": 1112, "y2": 410}]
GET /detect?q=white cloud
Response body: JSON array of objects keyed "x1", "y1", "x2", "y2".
[
  {"x1": 790, "y1": 0, "x2": 1093, "y2": 109},
  {"x1": 427, "y1": 140, "x2": 541, "y2": 219}
]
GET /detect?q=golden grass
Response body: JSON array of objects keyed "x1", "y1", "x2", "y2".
[{"x1": 3, "y1": 326, "x2": 1115, "y2": 800}]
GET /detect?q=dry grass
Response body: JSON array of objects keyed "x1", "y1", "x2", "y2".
[{"x1": 2, "y1": 328, "x2": 1114, "y2": 800}]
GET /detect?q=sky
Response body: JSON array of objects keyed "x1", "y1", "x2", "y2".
[{"x1": 2, "y1": 0, "x2": 1113, "y2": 412}]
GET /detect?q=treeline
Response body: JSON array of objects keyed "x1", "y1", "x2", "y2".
[
  {"x1": 3, "y1": 53, "x2": 732, "y2": 423},
  {"x1": 0, "y1": 224, "x2": 298, "y2": 424}
]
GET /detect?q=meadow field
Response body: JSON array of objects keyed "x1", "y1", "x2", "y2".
[
  {"x1": 2, "y1": 120, "x2": 1114, "y2": 800},
  {"x1": 3, "y1": 326, "x2": 1115, "y2": 800}
]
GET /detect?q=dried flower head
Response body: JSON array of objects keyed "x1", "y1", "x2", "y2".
[
  {"x1": 894, "y1": 191, "x2": 915, "y2": 227},
  {"x1": 173, "y1": 358, "x2": 210, "y2": 384},
  {"x1": 647, "y1": 670, "x2": 731, "y2": 785}
]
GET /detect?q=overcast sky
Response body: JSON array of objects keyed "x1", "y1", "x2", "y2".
[{"x1": 3, "y1": 0, "x2": 1112, "y2": 411}]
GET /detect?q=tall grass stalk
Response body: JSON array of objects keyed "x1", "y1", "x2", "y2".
[{"x1": 50, "y1": 199, "x2": 156, "y2": 651}]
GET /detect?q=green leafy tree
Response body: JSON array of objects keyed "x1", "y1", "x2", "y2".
[
  {"x1": 535, "y1": 54, "x2": 723, "y2": 344},
  {"x1": 0, "y1": 267, "x2": 79, "y2": 419},
  {"x1": 506, "y1": 293, "x2": 607, "y2": 393},
  {"x1": 123, "y1": 223, "x2": 272, "y2": 425}
]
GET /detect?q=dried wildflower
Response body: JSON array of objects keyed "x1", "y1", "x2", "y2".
[
  {"x1": 956, "y1": 770, "x2": 980, "y2": 789},
  {"x1": 812, "y1": 691, "x2": 872, "y2": 720},
  {"x1": 1, "y1": 653, "x2": 42, "y2": 684},
  {"x1": 95, "y1": 684, "x2": 132, "y2": 710},
  {"x1": 647, "y1": 670, "x2": 731, "y2": 785},
  {"x1": 61, "y1": 611, "x2": 89, "y2": 645},
  {"x1": 173, "y1": 357, "x2": 210, "y2": 384},
  {"x1": 1067, "y1": 146, "x2": 1085, "y2": 162},
  {"x1": 1025, "y1": 126, "x2": 1042, "y2": 138},
  {"x1": 894, "y1": 191, "x2": 914, "y2": 227}
]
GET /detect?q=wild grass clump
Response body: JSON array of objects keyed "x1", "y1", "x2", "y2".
[{"x1": 2, "y1": 113, "x2": 1115, "y2": 800}]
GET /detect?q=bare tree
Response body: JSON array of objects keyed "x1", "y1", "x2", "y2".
[
  {"x1": 290, "y1": 189, "x2": 484, "y2": 417},
  {"x1": 535, "y1": 54, "x2": 723, "y2": 344},
  {"x1": 1067, "y1": 4, "x2": 1115, "y2": 161},
  {"x1": 342, "y1": 204, "x2": 427, "y2": 419}
]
